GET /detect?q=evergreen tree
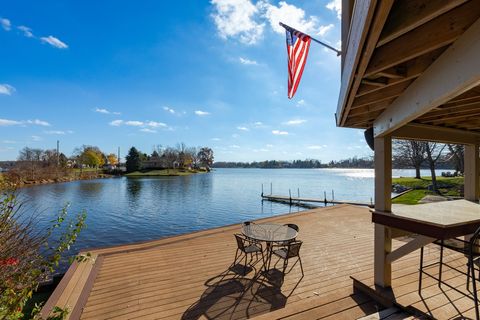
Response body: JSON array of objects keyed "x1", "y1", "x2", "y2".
[{"x1": 126, "y1": 147, "x2": 142, "y2": 173}]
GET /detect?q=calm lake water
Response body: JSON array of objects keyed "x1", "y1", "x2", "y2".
[{"x1": 20, "y1": 168, "x2": 450, "y2": 255}]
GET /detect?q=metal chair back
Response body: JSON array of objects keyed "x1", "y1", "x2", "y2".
[
  {"x1": 284, "y1": 223, "x2": 299, "y2": 232},
  {"x1": 234, "y1": 234, "x2": 246, "y2": 252},
  {"x1": 469, "y1": 226, "x2": 480, "y2": 256},
  {"x1": 286, "y1": 241, "x2": 302, "y2": 259}
]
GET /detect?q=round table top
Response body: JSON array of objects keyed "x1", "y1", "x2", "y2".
[{"x1": 241, "y1": 223, "x2": 298, "y2": 242}]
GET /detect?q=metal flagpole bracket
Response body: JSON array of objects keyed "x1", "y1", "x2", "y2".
[{"x1": 279, "y1": 22, "x2": 342, "y2": 56}]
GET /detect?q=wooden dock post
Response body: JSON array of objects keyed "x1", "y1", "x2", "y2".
[
  {"x1": 324, "y1": 191, "x2": 327, "y2": 206},
  {"x1": 289, "y1": 189, "x2": 292, "y2": 205},
  {"x1": 332, "y1": 190, "x2": 334, "y2": 201},
  {"x1": 261, "y1": 184, "x2": 264, "y2": 197},
  {"x1": 270, "y1": 183, "x2": 273, "y2": 195}
]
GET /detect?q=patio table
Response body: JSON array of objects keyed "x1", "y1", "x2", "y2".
[
  {"x1": 372, "y1": 199, "x2": 480, "y2": 288},
  {"x1": 241, "y1": 223, "x2": 298, "y2": 271}
]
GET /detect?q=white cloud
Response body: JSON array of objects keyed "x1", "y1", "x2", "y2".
[
  {"x1": 163, "y1": 106, "x2": 176, "y2": 114},
  {"x1": 0, "y1": 119, "x2": 22, "y2": 126},
  {"x1": 26, "y1": 119, "x2": 50, "y2": 126},
  {"x1": 44, "y1": 130, "x2": 71, "y2": 135},
  {"x1": 265, "y1": 144, "x2": 274, "y2": 148},
  {"x1": 262, "y1": 1, "x2": 332, "y2": 36},
  {"x1": 307, "y1": 145, "x2": 324, "y2": 150},
  {"x1": 146, "y1": 121, "x2": 167, "y2": 128},
  {"x1": 195, "y1": 110, "x2": 210, "y2": 116},
  {"x1": 110, "y1": 119, "x2": 170, "y2": 131},
  {"x1": 318, "y1": 23, "x2": 334, "y2": 36},
  {"x1": 284, "y1": 119, "x2": 306, "y2": 125},
  {"x1": 2, "y1": 140, "x2": 16, "y2": 144},
  {"x1": 239, "y1": 57, "x2": 258, "y2": 65},
  {"x1": 211, "y1": 0, "x2": 264, "y2": 45},
  {"x1": 40, "y1": 36, "x2": 68, "y2": 49},
  {"x1": 211, "y1": 137, "x2": 221, "y2": 141},
  {"x1": 0, "y1": 118, "x2": 50, "y2": 126},
  {"x1": 253, "y1": 121, "x2": 263, "y2": 126},
  {"x1": 237, "y1": 126, "x2": 249, "y2": 131},
  {"x1": 110, "y1": 120, "x2": 123, "y2": 126},
  {"x1": 230, "y1": 144, "x2": 241, "y2": 148},
  {"x1": 18, "y1": 25, "x2": 33, "y2": 37},
  {"x1": 125, "y1": 120, "x2": 144, "y2": 127},
  {"x1": 326, "y1": 0, "x2": 341, "y2": 20},
  {"x1": 31, "y1": 135, "x2": 42, "y2": 141},
  {"x1": 272, "y1": 129, "x2": 288, "y2": 135},
  {"x1": 95, "y1": 107, "x2": 121, "y2": 115},
  {"x1": 0, "y1": 84, "x2": 15, "y2": 95},
  {"x1": 1, "y1": 18, "x2": 11, "y2": 31},
  {"x1": 296, "y1": 99, "x2": 306, "y2": 107}
]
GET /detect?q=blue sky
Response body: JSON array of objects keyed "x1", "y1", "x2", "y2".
[{"x1": 0, "y1": 0, "x2": 371, "y2": 162}]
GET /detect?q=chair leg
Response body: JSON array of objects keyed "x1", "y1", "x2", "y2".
[
  {"x1": 468, "y1": 259, "x2": 472, "y2": 291},
  {"x1": 298, "y1": 256, "x2": 304, "y2": 276},
  {"x1": 471, "y1": 258, "x2": 479, "y2": 320},
  {"x1": 419, "y1": 246, "x2": 424, "y2": 293},
  {"x1": 282, "y1": 258, "x2": 288, "y2": 276},
  {"x1": 438, "y1": 241, "x2": 444, "y2": 287},
  {"x1": 244, "y1": 254, "x2": 248, "y2": 275}
]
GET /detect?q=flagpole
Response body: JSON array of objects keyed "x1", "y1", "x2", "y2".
[{"x1": 279, "y1": 22, "x2": 341, "y2": 56}]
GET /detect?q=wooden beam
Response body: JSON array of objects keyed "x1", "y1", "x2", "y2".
[
  {"x1": 365, "y1": 1, "x2": 480, "y2": 77},
  {"x1": 356, "y1": 48, "x2": 446, "y2": 97},
  {"x1": 386, "y1": 235, "x2": 434, "y2": 263},
  {"x1": 378, "y1": 0, "x2": 467, "y2": 47},
  {"x1": 341, "y1": 0, "x2": 355, "y2": 71},
  {"x1": 464, "y1": 144, "x2": 480, "y2": 201},
  {"x1": 337, "y1": 0, "x2": 394, "y2": 126},
  {"x1": 361, "y1": 79, "x2": 387, "y2": 87},
  {"x1": 417, "y1": 102, "x2": 480, "y2": 122},
  {"x1": 351, "y1": 80, "x2": 412, "y2": 109},
  {"x1": 373, "y1": 17, "x2": 480, "y2": 137},
  {"x1": 336, "y1": 0, "x2": 378, "y2": 126},
  {"x1": 427, "y1": 110, "x2": 480, "y2": 125},
  {"x1": 349, "y1": 99, "x2": 394, "y2": 117},
  {"x1": 374, "y1": 135, "x2": 392, "y2": 288},
  {"x1": 376, "y1": 70, "x2": 405, "y2": 79},
  {"x1": 391, "y1": 123, "x2": 480, "y2": 145}
]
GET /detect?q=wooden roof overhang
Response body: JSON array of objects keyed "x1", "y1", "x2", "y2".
[{"x1": 337, "y1": 0, "x2": 480, "y2": 144}]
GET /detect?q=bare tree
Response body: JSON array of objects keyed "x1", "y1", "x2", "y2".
[
  {"x1": 424, "y1": 142, "x2": 447, "y2": 192},
  {"x1": 393, "y1": 140, "x2": 426, "y2": 179},
  {"x1": 447, "y1": 144, "x2": 464, "y2": 175}
]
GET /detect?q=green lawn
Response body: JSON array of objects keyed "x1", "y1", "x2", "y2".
[
  {"x1": 392, "y1": 176, "x2": 464, "y2": 205},
  {"x1": 125, "y1": 168, "x2": 207, "y2": 177}
]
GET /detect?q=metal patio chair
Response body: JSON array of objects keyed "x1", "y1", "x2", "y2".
[
  {"x1": 271, "y1": 240, "x2": 304, "y2": 276},
  {"x1": 233, "y1": 234, "x2": 264, "y2": 275},
  {"x1": 419, "y1": 226, "x2": 480, "y2": 319}
]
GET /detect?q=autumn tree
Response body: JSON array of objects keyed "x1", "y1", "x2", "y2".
[
  {"x1": 447, "y1": 144, "x2": 464, "y2": 175},
  {"x1": 107, "y1": 153, "x2": 118, "y2": 166}
]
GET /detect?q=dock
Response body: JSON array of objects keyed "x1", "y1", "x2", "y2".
[{"x1": 262, "y1": 194, "x2": 373, "y2": 207}]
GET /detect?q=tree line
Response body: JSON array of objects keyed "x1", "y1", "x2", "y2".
[
  {"x1": 125, "y1": 143, "x2": 214, "y2": 173},
  {"x1": 213, "y1": 157, "x2": 375, "y2": 169}
]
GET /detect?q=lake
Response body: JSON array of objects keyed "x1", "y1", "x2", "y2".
[{"x1": 20, "y1": 168, "x2": 449, "y2": 255}]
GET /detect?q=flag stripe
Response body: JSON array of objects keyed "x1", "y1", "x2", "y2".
[{"x1": 285, "y1": 29, "x2": 311, "y2": 99}]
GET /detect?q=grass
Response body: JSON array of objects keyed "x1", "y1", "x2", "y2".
[
  {"x1": 392, "y1": 176, "x2": 464, "y2": 205},
  {"x1": 125, "y1": 168, "x2": 207, "y2": 177}
]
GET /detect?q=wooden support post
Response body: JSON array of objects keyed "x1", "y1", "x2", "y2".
[
  {"x1": 464, "y1": 144, "x2": 480, "y2": 202},
  {"x1": 374, "y1": 135, "x2": 392, "y2": 287}
]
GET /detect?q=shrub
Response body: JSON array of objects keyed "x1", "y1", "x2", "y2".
[{"x1": 0, "y1": 183, "x2": 87, "y2": 319}]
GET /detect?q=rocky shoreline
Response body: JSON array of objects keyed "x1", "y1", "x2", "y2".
[{"x1": 13, "y1": 173, "x2": 115, "y2": 188}]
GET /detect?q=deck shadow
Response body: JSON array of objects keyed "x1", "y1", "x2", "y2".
[{"x1": 181, "y1": 265, "x2": 298, "y2": 320}]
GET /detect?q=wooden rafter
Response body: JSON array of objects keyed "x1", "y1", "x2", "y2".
[
  {"x1": 351, "y1": 80, "x2": 412, "y2": 109},
  {"x1": 373, "y1": 17, "x2": 480, "y2": 137},
  {"x1": 365, "y1": 1, "x2": 480, "y2": 77},
  {"x1": 356, "y1": 47, "x2": 446, "y2": 97},
  {"x1": 377, "y1": 0, "x2": 467, "y2": 47}
]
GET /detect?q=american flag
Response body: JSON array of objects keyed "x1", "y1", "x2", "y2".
[{"x1": 285, "y1": 28, "x2": 311, "y2": 99}]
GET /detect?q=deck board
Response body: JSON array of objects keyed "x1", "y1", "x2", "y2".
[{"x1": 41, "y1": 204, "x2": 480, "y2": 319}]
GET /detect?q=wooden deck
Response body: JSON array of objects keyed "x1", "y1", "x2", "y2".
[{"x1": 40, "y1": 205, "x2": 479, "y2": 319}]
